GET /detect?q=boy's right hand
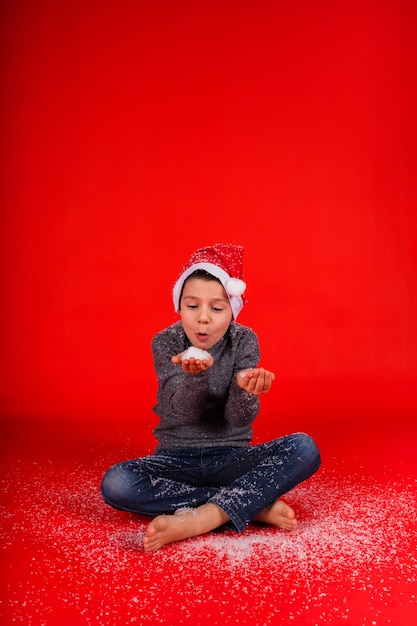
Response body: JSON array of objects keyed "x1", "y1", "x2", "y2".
[{"x1": 171, "y1": 353, "x2": 214, "y2": 374}]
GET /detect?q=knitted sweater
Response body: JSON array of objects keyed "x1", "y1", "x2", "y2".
[{"x1": 152, "y1": 321, "x2": 261, "y2": 451}]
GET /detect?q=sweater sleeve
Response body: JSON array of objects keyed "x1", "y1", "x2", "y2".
[
  {"x1": 224, "y1": 326, "x2": 261, "y2": 426},
  {"x1": 152, "y1": 329, "x2": 210, "y2": 425}
]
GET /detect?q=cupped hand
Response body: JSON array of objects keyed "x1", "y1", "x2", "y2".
[
  {"x1": 171, "y1": 353, "x2": 214, "y2": 373},
  {"x1": 236, "y1": 367, "x2": 275, "y2": 395}
]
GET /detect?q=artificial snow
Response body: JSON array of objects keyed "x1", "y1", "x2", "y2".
[
  {"x1": 181, "y1": 347, "x2": 211, "y2": 361},
  {"x1": 1, "y1": 454, "x2": 416, "y2": 625}
]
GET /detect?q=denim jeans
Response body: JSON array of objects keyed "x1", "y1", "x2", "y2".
[{"x1": 101, "y1": 432, "x2": 321, "y2": 532}]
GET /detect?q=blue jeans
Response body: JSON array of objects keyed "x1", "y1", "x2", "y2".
[{"x1": 101, "y1": 432, "x2": 321, "y2": 532}]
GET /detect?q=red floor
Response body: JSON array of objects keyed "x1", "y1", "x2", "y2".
[{"x1": 1, "y1": 415, "x2": 416, "y2": 625}]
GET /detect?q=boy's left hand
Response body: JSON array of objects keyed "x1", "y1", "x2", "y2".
[{"x1": 237, "y1": 367, "x2": 275, "y2": 395}]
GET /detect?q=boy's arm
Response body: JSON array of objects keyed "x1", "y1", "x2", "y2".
[
  {"x1": 152, "y1": 333, "x2": 210, "y2": 425},
  {"x1": 224, "y1": 327, "x2": 263, "y2": 426}
]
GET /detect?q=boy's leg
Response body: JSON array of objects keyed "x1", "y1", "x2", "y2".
[
  {"x1": 208, "y1": 432, "x2": 321, "y2": 532},
  {"x1": 101, "y1": 450, "x2": 234, "y2": 552},
  {"x1": 101, "y1": 449, "x2": 219, "y2": 516}
]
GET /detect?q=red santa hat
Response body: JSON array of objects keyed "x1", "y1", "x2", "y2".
[{"x1": 173, "y1": 243, "x2": 247, "y2": 319}]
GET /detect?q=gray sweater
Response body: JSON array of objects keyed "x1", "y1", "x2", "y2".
[{"x1": 152, "y1": 321, "x2": 261, "y2": 451}]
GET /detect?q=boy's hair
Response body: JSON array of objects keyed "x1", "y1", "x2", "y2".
[{"x1": 178, "y1": 270, "x2": 221, "y2": 310}]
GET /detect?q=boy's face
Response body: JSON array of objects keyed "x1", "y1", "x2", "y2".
[{"x1": 180, "y1": 277, "x2": 233, "y2": 349}]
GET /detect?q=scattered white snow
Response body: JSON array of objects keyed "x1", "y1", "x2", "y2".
[
  {"x1": 180, "y1": 347, "x2": 211, "y2": 361},
  {"x1": 1, "y1": 456, "x2": 416, "y2": 625}
]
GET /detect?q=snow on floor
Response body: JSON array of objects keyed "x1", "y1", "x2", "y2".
[{"x1": 1, "y1": 456, "x2": 416, "y2": 625}]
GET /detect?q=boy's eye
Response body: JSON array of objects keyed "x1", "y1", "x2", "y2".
[{"x1": 212, "y1": 307, "x2": 224, "y2": 312}]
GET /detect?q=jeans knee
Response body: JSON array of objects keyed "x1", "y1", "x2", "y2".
[
  {"x1": 294, "y1": 432, "x2": 321, "y2": 469},
  {"x1": 101, "y1": 464, "x2": 127, "y2": 508}
]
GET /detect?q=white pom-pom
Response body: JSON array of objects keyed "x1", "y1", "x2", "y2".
[
  {"x1": 226, "y1": 277, "x2": 246, "y2": 297},
  {"x1": 181, "y1": 347, "x2": 211, "y2": 361}
]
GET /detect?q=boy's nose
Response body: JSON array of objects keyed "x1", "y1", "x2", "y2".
[{"x1": 198, "y1": 308, "x2": 210, "y2": 322}]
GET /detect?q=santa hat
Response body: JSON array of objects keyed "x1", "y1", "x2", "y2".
[{"x1": 173, "y1": 243, "x2": 247, "y2": 319}]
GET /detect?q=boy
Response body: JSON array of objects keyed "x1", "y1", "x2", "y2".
[{"x1": 101, "y1": 243, "x2": 320, "y2": 552}]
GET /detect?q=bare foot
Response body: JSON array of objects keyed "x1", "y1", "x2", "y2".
[
  {"x1": 143, "y1": 503, "x2": 229, "y2": 552},
  {"x1": 254, "y1": 499, "x2": 298, "y2": 530}
]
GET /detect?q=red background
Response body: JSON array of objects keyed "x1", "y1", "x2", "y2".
[{"x1": 1, "y1": 0, "x2": 416, "y2": 426}]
